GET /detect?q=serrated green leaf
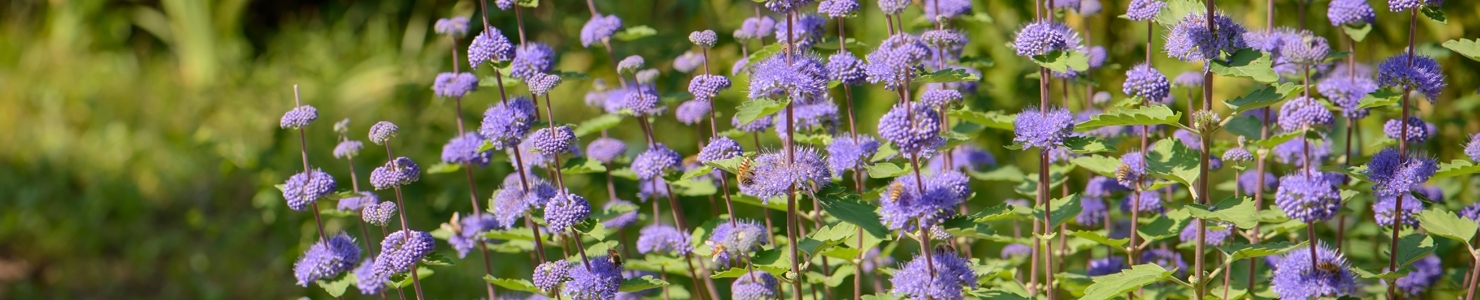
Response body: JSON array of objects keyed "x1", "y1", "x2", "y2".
[
  {"x1": 561, "y1": 157, "x2": 607, "y2": 175},
  {"x1": 1443, "y1": 39, "x2": 1480, "y2": 62},
  {"x1": 1035, "y1": 194, "x2": 1082, "y2": 228},
  {"x1": 871, "y1": 142, "x2": 899, "y2": 162},
  {"x1": 866, "y1": 162, "x2": 913, "y2": 179},
  {"x1": 949, "y1": 108, "x2": 1015, "y2": 131},
  {"x1": 484, "y1": 276, "x2": 543, "y2": 293},
  {"x1": 1081, "y1": 264, "x2": 1176, "y2": 300},
  {"x1": 515, "y1": 0, "x2": 539, "y2": 7},
  {"x1": 421, "y1": 253, "x2": 455, "y2": 266},
  {"x1": 318, "y1": 208, "x2": 358, "y2": 218},
  {"x1": 574, "y1": 114, "x2": 622, "y2": 137},
  {"x1": 709, "y1": 268, "x2": 751, "y2": 279},
  {"x1": 1072, "y1": 155, "x2": 1121, "y2": 178},
  {"x1": 1151, "y1": 0, "x2": 1205, "y2": 25},
  {"x1": 915, "y1": 68, "x2": 981, "y2": 83},
  {"x1": 1075, "y1": 105, "x2": 1183, "y2": 131},
  {"x1": 316, "y1": 273, "x2": 356, "y2": 297},
  {"x1": 1032, "y1": 50, "x2": 1090, "y2": 73},
  {"x1": 1072, "y1": 230, "x2": 1130, "y2": 248},
  {"x1": 1146, "y1": 138, "x2": 1202, "y2": 188},
  {"x1": 1064, "y1": 136, "x2": 1116, "y2": 154},
  {"x1": 1418, "y1": 209, "x2": 1476, "y2": 248},
  {"x1": 967, "y1": 165, "x2": 1026, "y2": 182},
  {"x1": 426, "y1": 162, "x2": 462, "y2": 174},
  {"x1": 614, "y1": 25, "x2": 656, "y2": 41},
  {"x1": 1390, "y1": 234, "x2": 1435, "y2": 268},
  {"x1": 1357, "y1": 88, "x2": 1403, "y2": 110},
  {"x1": 799, "y1": 223, "x2": 857, "y2": 256},
  {"x1": 734, "y1": 98, "x2": 789, "y2": 126},
  {"x1": 618, "y1": 275, "x2": 669, "y2": 292},
  {"x1": 1435, "y1": 160, "x2": 1480, "y2": 179},
  {"x1": 390, "y1": 267, "x2": 434, "y2": 288},
  {"x1": 1421, "y1": 6, "x2": 1446, "y2": 24},
  {"x1": 1251, "y1": 130, "x2": 1301, "y2": 149},
  {"x1": 1218, "y1": 241, "x2": 1304, "y2": 261},
  {"x1": 1185, "y1": 197, "x2": 1258, "y2": 229},
  {"x1": 1138, "y1": 214, "x2": 1190, "y2": 243},
  {"x1": 818, "y1": 189, "x2": 891, "y2": 242},
  {"x1": 1343, "y1": 24, "x2": 1373, "y2": 42},
  {"x1": 1210, "y1": 49, "x2": 1278, "y2": 83},
  {"x1": 703, "y1": 155, "x2": 748, "y2": 174},
  {"x1": 679, "y1": 165, "x2": 714, "y2": 181},
  {"x1": 1224, "y1": 82, "x2": 1302, "y2": 115}
]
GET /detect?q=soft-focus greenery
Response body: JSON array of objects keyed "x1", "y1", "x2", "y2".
[{"x1": 3, "y1": 0, "x2": 1479, "y2": 298}]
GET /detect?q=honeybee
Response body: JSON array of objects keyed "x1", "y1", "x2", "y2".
[
  {"x1": 441, "y1": 213, "x2": 463, "y2": 233},
  {"x1": 1313, "y1": 260, "x2": 1340, "y2": 274},
  {"x1": 1115, "y1": 164, "x2": 1132, "y2": 183},
  {"x1": 887, "y1": 182, "x2": 905, "y2": 203},
  {"x1": 935, "y1": 243, "x2": 957, "y2": 254},
  {"x1": 710, "y1": 243, "x2": 728, "y2": 263},
  {"x1": 736, "y1": 157, "x2": 755, "y2": 186},
  {"x1": 608, "y1": 248, "x2": 624, "y2": 268}
]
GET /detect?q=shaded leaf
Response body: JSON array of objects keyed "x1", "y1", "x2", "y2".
[
  {"x1": 1443, "y1": 39, "x2": 1480, "y2": 62},
  {"x1": 1072, "y1": 230, "x2": 1130, "y2": 248},
  {"x1": 1434, "y1": 160, "x2": 1480, "y2": 179},
  {"x1": 734, "y1": 98, "x2": 789, "y2": 126},
  {"x1": 1071, "y1": 155, "x2": 1122, "y2": 178},
  {"x1": 1064, "y1": 136, "x2": 1116, "y2": 154},
  {"x1": 1343, "y1": 24, "x2": 1373, "y2": 42},
  {"x1": 1184, "y1": 197, "x2": 1258, "y2": 229},
  {"x1": 1223, "y1": 82, "x2": 1302, "y2": 115},
  {"x1": 915, "y1": 68, "x2": 981, "y2": 83},
  {"x1": 574, "y1": 114, "x2": 622, "y2": 137},
  {"x1": 1145, "y1": 138, "x2": 1202, "y2": 188},
  {"x1": 1218, "y1": 241, "x2": 1304, "y2": 261},
  {"x1": 866, "y1": 163, "x2": 913, "y2": 179},
  {"x1": 618, "y1": 275, "x2": 669, "y2": 292},
  {"x1": 1210, "y1": 49, "x2": 1278, "y2": 83},
  {"x1": 1418, "y1": 209, "x2": 1476, "y2": 248},
  {"x1": 483, "y1": 276, "x2": 543, "y2": 294},
  {"x1": 1034, "y1": 194, "x2": 1082, "y2": 228},
  {"x1": 1356, "y1": 88, "x2": 1403, "y2": 110},
  {"x1": 1075, "y1": 105, "x2": 1183, "y2": 131},
  {"x1": 613, "y1": 25, "x2": 656, "y2": 41},
  {"x1": 949, "y1": 108, "x2": 1015, "y2": 131},
  {"x1": 1031, "y1": 50, "x2": 1090, "y2": 73},
  {"x1": 426, "y1": 162, "x2": 462, "y2": 174},
  {"x1": 315, "y1": 273, "x2": 356, "y2": 297},
  {"x1": 1080, "y1": 264, "x2": 1176, "y2": 300},
  {"x1": 560, "y1": 157, "x2": 607, "y2": 175}
]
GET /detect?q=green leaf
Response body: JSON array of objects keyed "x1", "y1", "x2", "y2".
[
  {"x1": 1031, "y1": 50, "x2": 1090, "y2": 73},
  {"x1": 949, "y1": 108, "x2": 1015, "y2": 131},
  {"x1": 1218, "y1": 241, "x2": 1305, "y2": 261},
  {"x1": 734, "y1": 98, "x2": 789, "y2": 126},
  {"x1": 1357, "y1": 88, "x2": 1403, "y2": 110},
  {"x1": 1075, "y1": 105, "x2": 1182, "y2": 131},
  {"x1": 515, "y1": 0, "x2": 539, "y2": 7},
  {"x1": 1210, "y1": 49, "x2": 1278, "y2": 83},
  {"x1": 679, "y1": 165, "x2": 715, "y2": 181},
  {"x1": 1343, "y1": 24, "x2": 1373, "y2": 42},
  {"x1": 703, "y1": 155, "x2": 748, "y2": 174},
  {"x1": 1184, "y1": 197, "x2": 1259, "y2": 229},
  {"x1": 1443, "y1": 39, "x2": 1480, "y2": 62},
  {"x1": 1064, "y1": 136, "x2": 1116, "y2": 154},
  {"x1": 1390, "y1": 234, "x2": 1436, "y2": 268},
  {"x1": 1071, "y1": 155, "x2": 1122, "y2": 178},
  {"x1": 871, "y1": 142, "x2": 899, "y2": 162},
  {"x1": 1138, "y1": 214, "x2": 1190, "y2": 243},
  {"x1": 914, "y1": 68, "x2": 981, "y2": 83},
  {"x1": 1072, "y1": 230, "x2": 1130, "y2": 248},
  {"x1": 1435, "y1": 160, "x2": 1480, "y2": 179},
  {"x1": 572, "y1": 219, "x2": 611, "y2": 241},
  {"x1": 742, "y1": 43, "x2": 784, "y2": 70},
  {"x1": 970, "y1": 289, "x2": 1031, "y2": 300},
  {"x1": 1418, "y1": 209, "x2": 1476, "y2": 248},
  {"x1": 316, "y1": 273, "x2": 356, "y2": 297},
  {"x1": 425, "y1": 162, "x2": 462, "y2": 174},
  {"x1": 818, "y1": 189, "x2": 891, "y2": 242},
  {"x1": 1152, "y1": 0, "x2": 1205, "y2": 25},
  {"x1": 1223, "y1": 82, "x2": 1302, "y2": 115},
  {"x1": 799, "y1": 223, "x2": 858, "y2": 256},
  {"x1": 866, "y1": 162, "x2": 913, "y2": 179},
  {"x1": 560, "y1": 157, "x2": 607, "y2": 175},
  {"x1": 618, "y1": 275, "x2": 669, "y2": 292},
  {"x1": 967, "y1": 165, "x2": 1026, "y2": 182},
  {"x1": 1035, "y1": 194, "x2": 1082, "y2": 228},
  {"x1": 390, "y1": 267, "x2": 434, "y2": 288},
  {"x1": 1421, "y1": 6, "x2": 1446, "y2": 24},
  {"x1": 1145, "y1": 138, "x2": 1202, "y2": 188},
  {"x1": 1080, "y1": 264, "x2": 1176, "y2": 300},
  {"x1": 574, "y1": 114, "x2": 622, "y2": 137},
  {"x1": 614, "y1": 25, "x2": 656, "y2": 41},
  {"x1": 484, "y1": 276, "x2": 543, "y2": 294},
  {"x1": 1251, "y1": 130, "x2": 1301, "y2": 149},
  {"x1": 421, "y1": 253, "x2": 455, "y2": 266},
  {"x1": 709, "y1": 268, "x2": 751, "y2": 279}
]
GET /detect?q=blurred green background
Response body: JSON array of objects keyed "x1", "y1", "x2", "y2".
[{"x1": 2, "y1": 0, "x2": 1479, "y2": 298}]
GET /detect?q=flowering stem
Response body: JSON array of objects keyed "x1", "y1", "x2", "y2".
[
  {"x1": 1387, "y1": 9, "x2": 1419, "y2": 299},
  {"x1": 381, "y1": 144, "x2": 426, "y2": 300},
  {"x1": 1466, "y1": 250, "x2": 1480, "y2": 300}
]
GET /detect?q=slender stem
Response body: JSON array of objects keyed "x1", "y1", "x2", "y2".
[
  {"x1": 1467, "y1": 250, "x2": 1480, "y2": 300},
  {"x1": 1388, "y1": 9, "x2": 1420, "y2": 299}
]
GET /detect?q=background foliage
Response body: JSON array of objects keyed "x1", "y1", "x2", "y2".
[{"x1": 3, "y1": 0, "x2": 1480, "y2": 298}]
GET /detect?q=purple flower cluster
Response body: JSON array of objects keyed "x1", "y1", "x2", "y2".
[
  {"x1": 1393, "y1": 255, "x2": 1442, "y2": 296},
  {"x1": 1087, "y1": 257, "x2": 1127, "y2": 276},
  {"x1": 373, "y1": 230, "x2": 436, "y2": 276},
  {"x1": 826, "y1": 134, "x2": 880, "y2": 174},
  {"x1": 1125, "y1": 0, "x2": 1165, "y2": 21},
  {"x1": 545, "y1": 191, "x2": 591, "y2": 233},
  {"x1": 293, "y1": 233, "x2": 361, "y2": 286},
  {"x1": 441, "y1": 133, "x2": 493, "y2": 166},
  {"x1": 633, "y1": 144, "x2": 681, "y2": 180},
  {"x1": 1124, "y1": 63, "x2": 1171, "y2": 102},
  {"x1": 281, "y1": 105, "x2": 319, "y2": 129},
  {"x1": 1275, "y1": 172, "x2": 1341, "y2": 223},
  {"x1": 433, "y1": 72, "x2": 479, "y2": 98},
  {"x1": 734, "y1": 16, "x2": 777, "y2": 40},
  {"x1": 878, "y1": 172, "x2": 970, "y2": 231},
  {"x1": 334, "y1": 140, "x2": 364, "y2": 159},
  {"x1": 370, "y1": 157, "x2": 420, "y2": 190},
  {"x1": 510, "y1": 43, "x2": 556, "y2": 80},
  {"x1": 1318, "y1": 75, "x2": 1378, "y2": 119},
  {"x1": 480, "y1": 98, "x2": 538, "y2": 150},
  {"x1": 562, "y1": 255, "x2": 624, "y2": 300},
  {"x1": 1012, "y1": 21, "x2": 1074, "y2": 57},
  {"x1": 283, "y1": 169, "x2": 337, "y2": 211},
  {"x1": 369, "y1": 121, "x2": 399, "y2": 145},
  {"x1": 1165, "y1": 13, "x2": 1248, "y2": 62},
  {"x1": 449, "y1": 213, "x2": 501, "y2": 258},
  {"x1": 1278, "y1": 96, "x2": 1335, "y2": 130},
  {"x1": 636, "y1": 224, "x2": 692, "y2": 255},
  {"x1": 864, "y1": 34, "x2": 931, "y2": 90},
  {"x1": 1013, "y1": 106, "x2": 1075, "y2": 150},
  {"x1": 1383, "y1": 117, "x2": 1431, "y2": 142},
  {"x1": 469, "y1": 29, "x2": 515, "y2": 69},
  {"x1": 1365, "y1": 148, "x2": 1438, "y2": 197},
  {"x1": 708, "y1": 219, "x2": 769, "y2": 265},
  {"x1": 878, "y1": 102, "x2": 945, "y2": 154},
  {"x1": 1178, "y1": 220, "x2": 1233, "y2": 246},
  {"x1": 532, "y1": 261, "x2": 570, "y2": 292},
  {"x1": 1272, "y1": 244, "x2": 1358, "y2": 299},
  {"x1": 581, "y1": 14, "x2": 623, "y2": 47},
  {"x1": 688, "y1": 74, "x2": 732, "y2": 101},
  {"x1": 362, "y1": 201, "x2": 397, "y2": 226},
  {"x1": 927, "y1": 144, "x2": 997, "y2": 173},
  {"x1": 731, "y1": 271, "x2": 780, "y2": 300},
  {"x1": 1328, "y1": 0, "x2": 1377, "y2": 26},
  {"x1": 1377, "y1": 55, "x2": 1446, "y2": 101},
  {"x1": 749, "y1": 54, "x2": 829, "y2": 100},
  {"x1": 923, "y1": 0, "x2": 972, "y2": 20},
  {"x1": 890, "y1": 251, "x2": 977, "y2": 300}
]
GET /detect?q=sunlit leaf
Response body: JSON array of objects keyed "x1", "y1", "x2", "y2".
[
  {"x1": 1080, "y1": 264, "x2": 1176, "y2": 300},
  {"x1": 1210, "y1": 49, "x2": 1278, "y2": 83},
  {"x1": 1075, "y1": 105, "x2": 1183, "y2": 131}
]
